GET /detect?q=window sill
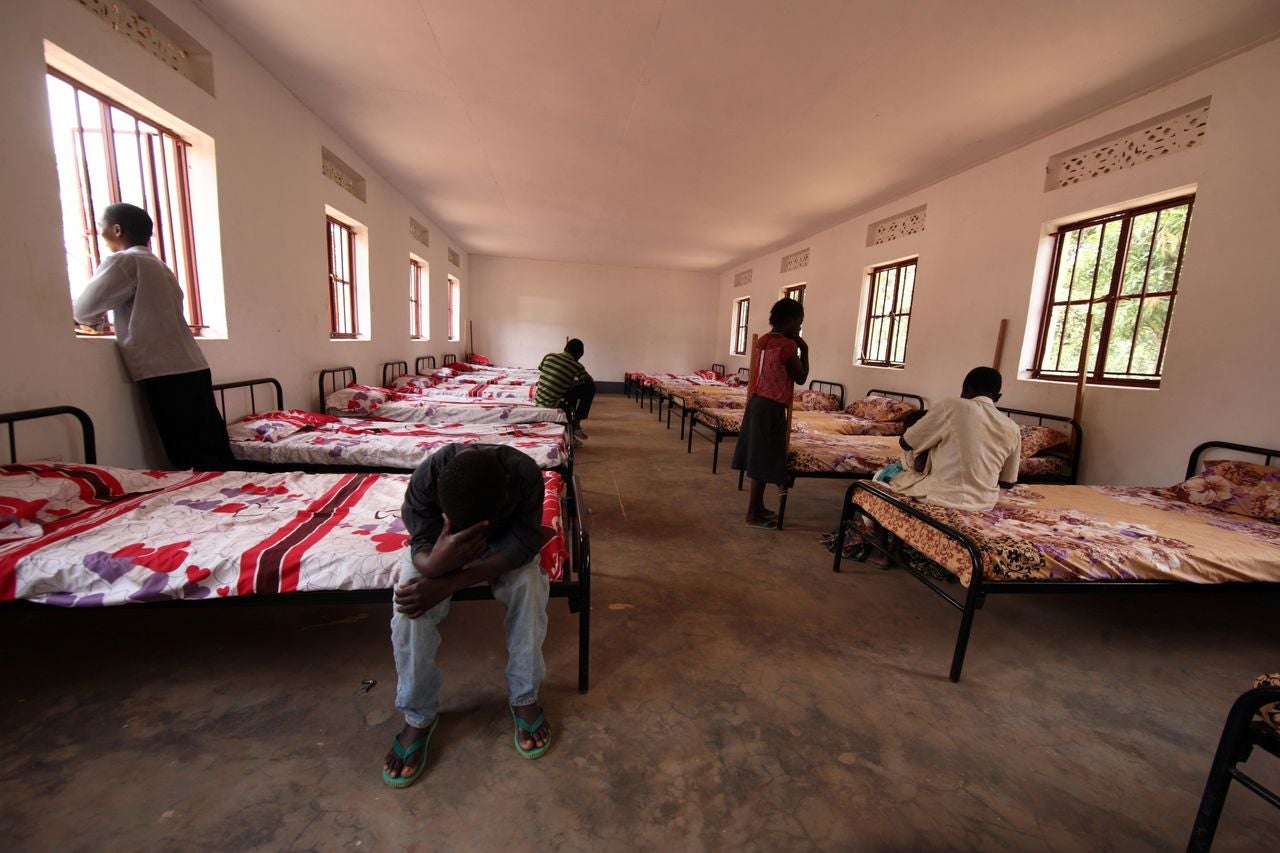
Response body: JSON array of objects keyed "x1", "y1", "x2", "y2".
[
  {"x1": 855, "y1": 362, "x2": 906, "y2": 370},
  {"x1": 329, "y1": 336, "x2": 369, "y2": 343},
  {"x1": 1019, "y1": 374, "x2": 1162, "y2": 391}
]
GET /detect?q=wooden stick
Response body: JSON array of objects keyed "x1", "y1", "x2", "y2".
[
  {"x1": 992, "y1": 318, "x2": 1008, "y2": 371},
  {"x1": 467, "y1": 320, "x2": 474, "y2": 356},
  {"x1": 1072, "y1": 311, "x2": 1094, "y2": 431},
  {"x1": 747, "y1": 333, "x2": 760, "y2": 393}
]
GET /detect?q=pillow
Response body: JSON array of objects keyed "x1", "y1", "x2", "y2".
[
  {"x1": 1169, "y1": 459, "x2": 1280, "y2": 523},
  {"x1": 467, "y1": 354, "x2": 491, "y2": 365},
  {"x1": 391, "y1": 374, "x2": 439, "y2": 393},
  {"x1": 446, "y1": 361, "x2": 476, "y2": 373},
  {"x1": 1019, "y1": 425, "x2": 1071, "y2": 459},
  {"x1": 845, "y1": 395, "x2": 915, "y2": 422},
  {"x1": 794, "y1": 390, "x2": 841, "y2": 412},
  {"x1": 227, "y1": 410, "x2": 339, "y2": 443},
  {"x1": 327, "y1": 384, "x2": 394, "y2": 416},
  {"x1": 694, "y1": 369, "x2": 727, "y2": 382}
]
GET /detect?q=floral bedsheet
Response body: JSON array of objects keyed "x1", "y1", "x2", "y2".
[
  {"x1": 229, "y1": 412, "x2": 568, "y2": 470},
  {"x1": 693, "y1": 409, "x2": 903, "y2": 439},
  {"x1": 851, "y1": 483, "x2": 1280, "y2": 586},
  {"x1": 787, "y1": 434, "x2": 901, "y2": 475},
  {"x1": 326, "y1": 388, "x2": 566, "y2": 424},
  {"x1": 0, "y1": 464, "x2": 569, "y2": 605}
]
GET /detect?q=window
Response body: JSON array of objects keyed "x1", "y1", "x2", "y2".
[
  {"x1": 409, "y1": 258, "x2": 429, "y2": 339},
  {"x1": 1033, "y1": 196, "x2": 1193, "y2": 386},
  {"x1": 783, "y1": 283, "x2": 806, "y2": 304},
  {"x1": 326, "y1": 217, "x2": 357, "y2": 339},
  {"x1": 860, "y1": 259, "x2": 916, "y2": 368},
  {"x1": 730, "y1": 297, "x2": 750, "y2": 356},
  {"x1": 447, "y1": 275, "x2": 461, "y2": 342},
  {"x1": 45, "y1": 68, "x2": 202, "y2": 331}
]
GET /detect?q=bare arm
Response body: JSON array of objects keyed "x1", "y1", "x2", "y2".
[{"x1": 786, "y1": 336, "x2": 809, "y2": 385}]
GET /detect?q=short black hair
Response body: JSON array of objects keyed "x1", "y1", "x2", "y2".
[
  {"x1": 437, "y1": 449, "x2": 508, "y2": 530},
  {"x1": 102, "y1": 203, "x2": 153, "y2": 244},
  {"x1": 769, "y1": 297, "x2": 804, "y2": 326},
  {"x1": 962, "y1": 367, "x2": 1002, "y2": 398},
  {"x1": 565, "y1": 338, "x2": 584, "y2": 359}
]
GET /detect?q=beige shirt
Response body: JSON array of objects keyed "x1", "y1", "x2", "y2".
[
  {"x1": 73, "y1": 247, "x2": 208, "y2": 381},
  {"x1": 886, "y1": 395, "x2": 1021, "y2": 511}
]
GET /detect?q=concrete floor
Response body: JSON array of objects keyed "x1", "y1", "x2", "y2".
[{"x1": 0, "y1": 392, "x2": 1277, "y2": 851}]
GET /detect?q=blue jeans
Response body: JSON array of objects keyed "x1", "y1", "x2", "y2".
[{"x1": 391, "y1": 548, "x2": 549, "y2": 728}]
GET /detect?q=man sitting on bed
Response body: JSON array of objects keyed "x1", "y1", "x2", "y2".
[
  {"x1": 535, "y1": 338, "x2": 593, "y2": 445},
  {"x1": 383, "y1": 444, "x2": 552, "y2": 788},
  {"x1": 884, "y1": 366, "x2": 1021, "y2": 511}
]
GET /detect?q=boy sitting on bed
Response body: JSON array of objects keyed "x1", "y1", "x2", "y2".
[{"x1": 383, "y1": 443, "x2": 552, "y2": 788}]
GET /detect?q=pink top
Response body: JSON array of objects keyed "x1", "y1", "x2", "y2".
[{"x1": 749, "y1": 334, "x2": 798, "y2": 405}]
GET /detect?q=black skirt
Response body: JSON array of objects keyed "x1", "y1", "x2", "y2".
[{"x1": 731, "y1": 396, "x2": 789, "y2": 484}]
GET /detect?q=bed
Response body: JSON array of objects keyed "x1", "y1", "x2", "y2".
[
  {"x1": 687, "y1": 385, "x2": 912, "y2": 474},
  {"x1": 319, "y1": 366, "x2": 568, "y2": 426},
  {"x1": 830, "y1": 441, "x2": 1280, "y2": 682},
  {"x1": 213, "y1": 378, "x2": 570, "y2": 475},
  {"x1": 0, "y1": 406, "x2": 593, "y2": 692}
]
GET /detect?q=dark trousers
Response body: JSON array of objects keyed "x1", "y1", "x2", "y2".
[
  {"x1": 562, "y1": 379, "x2": 595, "y2": 424},
  {"x1": 140, "y1": 368, "x2": 234, "y2": 471}
]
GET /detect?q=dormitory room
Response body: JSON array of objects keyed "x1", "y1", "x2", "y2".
[{"x1": 1, "y1": 0, "x2": 1279, "y2": 849}]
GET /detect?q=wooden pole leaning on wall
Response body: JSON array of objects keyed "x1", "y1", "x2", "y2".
[
  {"x1": 992, "y1": 318, "x2": 1008, "y2": 371},
  {"x1": 1072, "y1": 311, "x2": 1094, "y2": 446},
  {"x1": 467, "y1": 320, "x2": 474, "y2": 357}
]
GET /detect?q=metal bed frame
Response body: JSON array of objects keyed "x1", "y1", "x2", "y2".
[
  {"x1": 382, "y1": 360, "x2": 410, "y2": 387},
  {"x1": 415, "y1": 356, "x2": 437, "y2": 374},
  {"x1": 831, "y1": 440, "x2": 1280, "y2": 683},
  {"x1": 999, "y1": 407, "x2": 1083, "y2": 485},
  {"x1": 0, "y1": 405, "x2": 592, "y2": 693},
  {"x1": 1187, "y1": 683, "x2": 1280, "y2": 851},
  {"x1": 656, "y1": 363, "x2": 729, "y2": 432},
  {"x1": 214, "y1": 375, "x2": 574, "y2": 480},
  {"x1": 318, "y1": 366, "x2": 357, "y2": 412},
  {"x1": 443, "y1": 353, "x2": 458, "y2": 366}
]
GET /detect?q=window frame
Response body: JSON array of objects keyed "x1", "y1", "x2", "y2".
[
  {"x1": 409, "y1": 257, "x2": 428, "y2": 340},
  {"x1": 1031, "y1": 194, "x2": 1194, "y2": 388},
  {"x1": 446, "y1": 275, "x2": 461, "y2": 342},
  {"x1": 782, "y1": 283, "x2": 806, "y2": 304},
  {"x1": 859, "y1": 258, "x2": 917, "y2": 369},
  {"x1": 46, "y1": 66, "x2": 203, "y2": 333},
  {"x1": 730, "y1": 297, "x2": 751, "y2": 356},
  {"x1": 326, "y1": 216, "x2": 358, "y2": 340}
]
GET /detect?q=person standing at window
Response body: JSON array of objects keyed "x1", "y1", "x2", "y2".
[{"x1": 73, "y1": 203, "x2": 232, "y2": 471}]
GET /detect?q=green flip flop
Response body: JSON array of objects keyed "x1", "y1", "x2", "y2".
[
  {"x1": 510, "y1": 705, "x2": 552, "y2": 760},
  {"x1": 382, "y1": 716, "x2": 439, "y2": 788}
]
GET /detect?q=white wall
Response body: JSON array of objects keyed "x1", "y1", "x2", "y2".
[
  {"x1": 715, "y1": 39, "x2": 1280, "y2": 486},
  {"x1": 0, "y1": 0, "x2": 470, "y2": 467},
  {"x1": 468, "y1": 256, "x2": 719, "y2": 382}
]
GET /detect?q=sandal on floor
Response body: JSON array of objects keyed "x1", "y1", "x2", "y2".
[
  {"x1": 745, "y1": 517, "x2": 778, "y2": 529},
  {"x1": 382, "y1": 717, "x2": 438, "y2": 788},
  {"x1": 511, "y1": 705, "x2": 552, "y2": 760}
]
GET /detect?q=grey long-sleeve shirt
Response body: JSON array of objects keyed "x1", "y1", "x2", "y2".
[{"x1": 73, "y1": 246, "x2": 208, "y2": 381}]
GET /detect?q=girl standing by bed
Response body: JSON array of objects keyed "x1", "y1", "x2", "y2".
[{"x1": 732, "y1": 297, "x2": 809, "y2": 528}]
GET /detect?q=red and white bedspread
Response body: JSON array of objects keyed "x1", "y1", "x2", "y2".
[
  {"x1": 228, "y1": 411, "x2": 568, "y2": 470},
  {"x1": 0, "y1": 464, "x2": 569, "y2": 606},
  {"x1": 326, "y1": 386, "x2": 566, "y2": 424}
]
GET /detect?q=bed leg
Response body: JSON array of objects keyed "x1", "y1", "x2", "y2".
[
  {"x1": 679, "y1": 408, "x2": 686, "y2": 440},
  {"x1": 577, "y1": 567, "x2": 591, "y2": 696},
  {"x1": 737, "y1": 468, "x2": 744, "y2": 491},
  {"x1": 948, "y1": 580, "x2": 984, "y2": 683},
  {"x1": 712, "y1": 434, "x2": 720, "y2": 473},
  {"x1": 687, "y1": 418, "x2": 695, "y2": 453},
  {"x1": 776, "y1": 489, "x2": 789, "y2": 530}
]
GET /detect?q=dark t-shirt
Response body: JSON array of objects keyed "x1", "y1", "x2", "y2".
[{"x1": 401, "y1": 444, "x2": 543, "y2": 568}]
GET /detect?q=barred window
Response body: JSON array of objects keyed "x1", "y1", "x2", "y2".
[
  {"x1": 46, "y1": 68, "x2": 203, "y2": 332},
  {"x1": 783, "y1": 283, "x2": 806, "y2": 304},
  {"x1": 326, "y1": 217, "x2": 357, "y2": 339},
  {"x1": 731, "y1": 297, "x2": 750, "y2": 356},
  {"x1": 860, "y1": 259, "x2": 916, "y2": 368},
  {"x1": 447, "y1": 275, "x2": 461, "y2": 341},
  {"x1": 1033, "y1": 196, "x2": 1193, "y2": 386},
  {"x1": 409, "y1": 258, "x2": 428, "y2": 339}
]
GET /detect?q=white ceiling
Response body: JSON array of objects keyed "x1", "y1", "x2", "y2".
[{"x1": 197, "y1": 0, "x2": 1280, "y2": 272}]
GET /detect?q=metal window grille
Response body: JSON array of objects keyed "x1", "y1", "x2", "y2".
[
  {"x1": 783, "y1": 283, "x2": 806, "y2": 304},
  {"x1": 327, "y1": 217, "x2": 358, "y2": 338},
  {"x1": 1032, "y1": 196, "x2": 1193, "y2": 387},
  {"x1": 46, "y1": 68, "x2": 202, "y2": 332},
  {"x1": 860, "y1": 259, "x2": 917, "y2": 368},
  {"x1": 731, "y1": 298, "x2": 750, "y2": 356}
]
